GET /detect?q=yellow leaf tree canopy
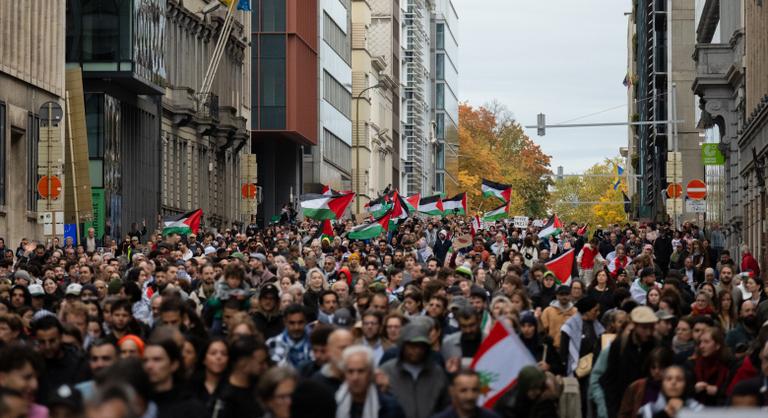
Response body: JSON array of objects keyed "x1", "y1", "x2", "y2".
[
  {"x1": 549, "y1": 157, "x2": 627, "y2": 228},
  {"x1": 459, "y1": 102, "x2": 552, "y2": 216}
]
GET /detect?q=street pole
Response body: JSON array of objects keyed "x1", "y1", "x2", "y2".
[
  {"x1": 671, "y1": 82, "x2": 680, "y2": 230},
  {"x1": 354, "y1": 83, "x2": 384, "y2": 214}
]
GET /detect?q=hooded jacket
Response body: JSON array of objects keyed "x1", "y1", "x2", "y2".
[
  {"x1": 380, "y1": 346, "x2": 449, "y2": 418},
  {"x1": 540, "y1": 300, "x2": 576, "y2": 348}
]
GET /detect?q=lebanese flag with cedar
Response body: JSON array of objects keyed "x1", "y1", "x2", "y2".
[
  {"x1": 471, "y1": 321, "x2": 536, "y2": 408},
  {"x1": 545, "y1": 249, "x2": 575, "y2": 285}
]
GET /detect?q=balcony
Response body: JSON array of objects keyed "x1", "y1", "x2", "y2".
[{"x1": 66, "y1": 0, "x2": 166, "y2": 95}]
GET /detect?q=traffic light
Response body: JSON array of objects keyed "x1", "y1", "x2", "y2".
[{"x1": 537, "y1": 113, "x2": 546, "y2": 136}]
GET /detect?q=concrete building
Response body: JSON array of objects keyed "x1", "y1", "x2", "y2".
[
  {"x1": 251, "y1": 0, "x2": 318, "y2": 225},
  {"x1": 67, "y1": 0, "x2": 168, "y2": 238},
  {"x1": 303, "y1": 0, "x2": 354, "y2": 194},
  {"x1": 430, "y1": 0, "x2": 458, "y2": 195},
  {"x1": 161, "y1": 0, "x2": 250, "y2": 230},
  {"x1": 351, "y1": 0, "x2": 398, "y2": 212},
  {"x1": 401, "y1": 0, "x2": 433, "y2": 195},
  {"x1": 0, "y1": 0, "x2": 66, "y2": 245},
  {"x1": 628, "y1": 0, "x2": 701, "y2": 222},
  {"x1": 692, "y1": 0, "x2": 745, "y2": 255}
]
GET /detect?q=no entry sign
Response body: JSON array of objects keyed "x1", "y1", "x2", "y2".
[{"x1": 686, "y1": 179, "x2": 706, "y2": 200}]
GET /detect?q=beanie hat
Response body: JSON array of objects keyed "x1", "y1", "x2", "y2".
[
  {"x1": 575, "y1": 295, "x2": 598, "y2": 314},
  {"x1": 455, "y1": 265, "x2": 473, "y2": 279},
  {"x1": 107, "y1": 278, "x2": 123, "y2": 295},
  {"x1": 117, "y1": 335, "x2": 145, "y2": 357}
]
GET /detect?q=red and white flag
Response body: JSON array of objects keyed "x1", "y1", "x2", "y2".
[{"x1": 471, "y1": 321, "x2": 536, "y2": 408}]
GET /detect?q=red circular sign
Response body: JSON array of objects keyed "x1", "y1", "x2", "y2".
[
  {"x1": 686, "y1": 179, "x2": 707, "y2": 200},
  {"x1": 666, "y1": 183, "x2": 682, "y2": 198},
  {"x1": 241, "y1": 183, "x2": 257, "y2": 199},
  {"x1": 38, "y1": 176, "x2": 62, "y2": 199}
]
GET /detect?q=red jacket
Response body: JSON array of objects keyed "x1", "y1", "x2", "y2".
[{"x1": 741, "y1": 253, "x2": 760, "y2": 277}]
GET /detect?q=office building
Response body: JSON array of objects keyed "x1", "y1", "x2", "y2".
[
  {"x1": 161, "y1": 0, "x2": 251, "y2": 230},
  {"x1": 0, "y1": 1, "x2": 66, "y2": 245},
  {"x1": 430, "y1": 0, "x2": 458, "y2": 195},
  {"x1": 627, "y1": 0, "x2": 701, "y2": 221},
  {"x1": 251, "y1": 0, "x2": 318, "y2": 224},
  {"x1": 351, "y1": 0, "x2": 398, "y2": 211}
]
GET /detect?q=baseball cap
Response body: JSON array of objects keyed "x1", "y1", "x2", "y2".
[
  {"x1": 65, "y1": 283, "x2": 82, "y2": 296},
  {"x1": 28, "y1": 284, "x2": 44, "y2": 297},
  {"x1": 399, "y1": 322, "x2": 431, "y2": 345},
  {"x1": 448, "y1": 295, "x2": 470, "y2": 311},
  {"x1": 333, "y1": 308, "x2": 354, "y2": 328},
  {"x1": 259, "y1": 283, "x2": 279, "y2": 299},
  {"x1": 630, "y1": 306, "x2": 658, "y2": 324},
  {"x1": 639, "y1": 267, "x2": 656, "y2": 278},
  {"x1": 48, "y1": 384, "x2": 83, "y2": 412},
  {"x1": 252, "y1": 253, "x2": 267, "y2": 263},
  {"x1": 230, "y1": 252, "x2": 245, "y2": 261},
  {"x1": 469, "y1": 286, "x2": 487, "y2": 299}
]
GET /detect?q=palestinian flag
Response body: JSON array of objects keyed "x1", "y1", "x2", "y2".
[
  {"x1": 482, "y1": 201, "x2": 509, "y2": 222},
  {"x1": 405, "y1": 193, "x2": 420, "y2": 212},
  {"x1": 365, "y1": 195, "x2": 392, "y2": 218},
  {"x1": 321, "y1": 219, "x2": 335, "y2": 241},
  {"x1": 388, "y1": 191, "x2": 411, "y2": 230},
  {"x1": 322, "y1": 184, "x2": 352, "y2": 196},
  {"x1": 442, "y1": 193, "x2": 467, "y2": 215},
  {"x1": 482, "y1": 179, "x2": 512, "y2": 202},
  {"x1": 538, "y1": 214, "x2": 563, "y2": 238},
  {"x1": 348, "y1": 211, "x2": 392, "y2": 240},
  {"x1": 163, "y1": 209, "x2": 203, "y2": 236},
  {"x1": 300, "y1": 193, "x2": 355, "y2": 220},
  {"x1": 418, "y1": 194, "x2": 444, "y2": 216},
  {"x1": 545, "y1": 249, "x2": 575, "y2": 285}
]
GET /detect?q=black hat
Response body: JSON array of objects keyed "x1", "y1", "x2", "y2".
[
  {"x1": 259, "y1": 283, "x2": 279, "y2": 299},
  {"x1": 575, "y1": 295, "x2": 598, "y2": 314},
  {"x1": 556, "y1": 285, "x2": 571, "y2": 295},
  {"x1": 48, "y1": 384, "x2": 83, "y2": 412},
  {"x1": 333, "y1": 308, "x2": 354, "y2": 328},
  {"x1": 640, "y1": 267, "x2": 656, "y2": 278},
  {"x1": 469, "y1": 285, "x2": 487, "y2": 299}
]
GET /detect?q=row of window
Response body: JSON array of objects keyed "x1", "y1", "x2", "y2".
[
  {"x1": 323, "y1": 12, "x2": 351, "y2": 64},
  {"x1": 323, "y1": 129, "x2": 351, "y2": 173},
  {"x1": 323, "y1": 71, "x2": 352, "y2": 119},
  {"x1": 0, "y1": 103, "x2": 41, "y2": 211},
  {"x1": 0, "y1": 103, "x2": 5, "y2": 205}
]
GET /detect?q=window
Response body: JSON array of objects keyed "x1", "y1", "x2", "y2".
[
  {"x1": 85, "y1": 94, "x2": 104, "y2": 158},
  {"x1": 0, "y1": 102, "x2": 5, "y2": 205},
  {"x1": 323, "y1": 71, "x2": 352, "y2": 119},
  {"x1": 436, "y1": 113, "x2": 445, "y2": 138},
  {"x1": 261, "y1": 0, "x2": 286, "y2": 32},
  {"x1": 435, "y1": 172, "x2": 444, "y2": 193},
  {"x1": 436, "y1": 53, "x2": 445, "y2": 80},
  {"x1": 323, "y1": 12, "x2": 351, "y2": 64},
  {"x1": 323, "y1": 129, "x2": 351, "y2": 173},
  {"x1": 436, "y1": 83, "x2": 445, "y2": 110},
  {"x1": 436, "y1": 23, "x2": 445, "y2": 49},
  {"x1": 436, "y1": 143, "x2": 445, "y2": 170},
  {"x1": 27, "y1": 114, "x2": 40, "y2": 212},
  {"x1": 259, "y1": 35, "x2": 286, "y2": 129}
]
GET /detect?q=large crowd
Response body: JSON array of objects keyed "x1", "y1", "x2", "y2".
[{"x1": 0, "y1": 215, "x2": 766, "y2": 418}]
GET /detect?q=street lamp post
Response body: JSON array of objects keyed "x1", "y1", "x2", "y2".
[{"x1": 354, "y1": 82, "x2": 385, "y2": 214}]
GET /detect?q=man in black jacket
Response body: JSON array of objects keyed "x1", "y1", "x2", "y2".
[
  {"x1": 251, "y1": 284, "x2": 284, "y2": 339},
  {"x1": 337, "y1": 345, "x2": 405, "y2": 418},
  {"x1": 32, "y1": 315, "x2": 88, "y2": 403}
]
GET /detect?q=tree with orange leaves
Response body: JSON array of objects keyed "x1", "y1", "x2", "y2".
[{"x1": 459, "y1": 102, "x2": 552, "y2": 216}]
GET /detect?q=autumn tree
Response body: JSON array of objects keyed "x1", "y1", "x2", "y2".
[
  {"x1": 548, "y1": 157, "x2": 628, "y2": 228},
  {"x1": 459, "y1": 102, "x2": 552, "y2": 216}
]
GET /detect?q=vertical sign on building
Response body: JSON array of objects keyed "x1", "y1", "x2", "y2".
[
  {"x1": 37, "y1": 101, "x2": 65, "y2": 238},
  {"x1": 64, "y1": 68, "x2": 94, "y2": 242}
]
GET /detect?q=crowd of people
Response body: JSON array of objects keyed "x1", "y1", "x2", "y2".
[{"x1": 0, "y1": 215, "x2": 766, "y2": 418}]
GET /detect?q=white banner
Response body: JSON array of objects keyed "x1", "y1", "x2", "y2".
[{"x1": 513, "y1": 216, "x2": 529, "y2": 228}]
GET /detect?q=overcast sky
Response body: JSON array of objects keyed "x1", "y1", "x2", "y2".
[{"x1": 453, "y1": 0, "x2": 631, "y2": 173}]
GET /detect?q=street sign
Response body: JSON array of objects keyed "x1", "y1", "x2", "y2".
[
  {"x1": 701, "y1": 143, "x2": 725, "y2": 165},
  {"x1": 666, "y1": 198, "x2": 683, "y2": 217},
  {"x1": 686, "y1": 199, "x2": 706, "y2": 213},
  {"x1": 37, "y1": 176, "x2": 62, "y2": 199},
  {"x1": 241, "y1": 183, "x2": 257, "y2": 199},
  {"x1": 686, "y1": 179, "x2": 707, "y2": 200},
  {"x1": 666, "y1": 183, "x2": 682, "y2": 198}
]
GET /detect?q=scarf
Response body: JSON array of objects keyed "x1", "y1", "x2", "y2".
[
  {"x1": 640, "y1": 394, "x2": 702, "y2": 418},
  {"x1": 561, "y1": 313, "x2": 604, "y2": 376},
  {"x1": 335, "y1": 383, "x2": 379, "y2": 418},
  {"x1": 690, "y1": 304, "x2": 715, "y2": 317},
  {"x1": 694, "y1": 354, "x2": 729, "y2": 387},
  {"x1": 671, "y1": 337, "x2": 695, "y2": 355}
]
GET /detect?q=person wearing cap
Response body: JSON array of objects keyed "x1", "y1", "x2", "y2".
[
  {"x1": 540, "y1": 285, "x2": 576, "y2": 349},
  {"x1": 630, "y1": 267, "x2": 660, "y2": 305},
  {"x1": 380, "y1": 321, "x2": 449, "y2": 418},
  {"x1": 654, "y1": 309, "x2": 676, "y2": 345},
  {"x1": 252, "y1": 283, "x2": 284, "y2": 339},
  {"x1": 28, "y1": 284, "x2": 45, "y2": 311},
  {"x1": 600, "y1": 306, "x2": 659, "y2": 417}
]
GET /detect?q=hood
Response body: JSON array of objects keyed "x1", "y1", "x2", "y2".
[{"x1": 548, "y1": 299, "x2": 574, "y2": 312}]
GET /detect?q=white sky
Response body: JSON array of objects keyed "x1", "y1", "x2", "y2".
[{"x1": 453, "y1": 0, "x2": 631, "y2": 173}]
